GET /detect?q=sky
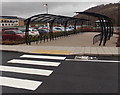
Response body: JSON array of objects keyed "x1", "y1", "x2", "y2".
[{"x1": 1, "y1": 0, "x2": 120, "y2": 18}]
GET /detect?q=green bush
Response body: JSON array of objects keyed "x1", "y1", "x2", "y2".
[{"x1": 2, "y1": 40, "x2": 25, "y2": 45}]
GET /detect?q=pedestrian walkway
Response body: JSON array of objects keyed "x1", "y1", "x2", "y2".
[
  {"x1": 28, "y1": 32, "x2": 117, "y2": 47},
  {"x1": 0, "y1": 45, "x2": 119, "y2": 56},
  {"x1": 1, "y1": 53, "x2": 66, "y2": 91},
  {"x1": 0, "y1": 32, "x2": 119, "y2": 56}
]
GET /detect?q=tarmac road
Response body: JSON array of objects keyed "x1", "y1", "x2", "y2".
[{"x1": 0, "y1": 51, "x2": 119, "y2": 94}]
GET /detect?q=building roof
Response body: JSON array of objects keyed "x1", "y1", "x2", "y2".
[
  {"x1": 0, "y1": 16, "x2": 18, "y2": 19},
  {"x1": 18, "y1": 17, "x2": 25, "y2": 20}
]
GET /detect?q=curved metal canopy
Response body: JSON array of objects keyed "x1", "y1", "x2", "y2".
[
  {"x1": 24, "y1": 13, "x2": 113, "y2": 46},
  {"x1": 24, "y1": 13, "x2": 88, "y2": 45},
  {"x1": 25, "y1": 13, "x2": 88, "y2": 24},
  {"x1": 76, "y1": 12, "x2": 113, "y2": 46}
]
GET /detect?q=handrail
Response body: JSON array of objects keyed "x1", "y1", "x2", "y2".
[{"x1": 93, "y1": 33, "x2": 101, "y2": 44}]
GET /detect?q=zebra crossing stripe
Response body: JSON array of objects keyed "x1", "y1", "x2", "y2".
[
  {"x1": 20, "y1": 54, "x2": 66, "y2": 60},
  {"x1": 8, "y1": 59, "x2": 61, "y2": 67},
  {"x1": 0, "y1": 76, "x2": 42, "y2": 90},
  {"x1": 0, "y1": 65, "x2": 53, "y2": 76}
]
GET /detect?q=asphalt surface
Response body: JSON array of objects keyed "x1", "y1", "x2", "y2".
[{"x1": 0, "y1": 51, "x2": 119, "y2": 94}]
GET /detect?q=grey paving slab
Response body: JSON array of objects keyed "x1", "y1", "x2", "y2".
[
  {"x1": 72, "y1": 47, "x2": 81, "y2": 54},
  {"x1": 84, "y1": 47, "x2": 91, "y2": 54},
  {"x1": 108, "y1": 47, "x2": 118, "y2": 55},
  {"x1": 79, "y1": 47, "x2": 85, "y2": 55},
  {"x1": 90, "y1": 47, "x2": 98, "y2": 55},
  {"x1": 96, "y1": 47, "x2": 105, "y2": 55},
  {"x1": 102, "y1": 47, "x2": 112, "y2": 55}
]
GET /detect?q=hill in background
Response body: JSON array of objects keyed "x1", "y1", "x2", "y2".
[{"x1": 74, "y1": 3, "x2": 120, "y2": 26}]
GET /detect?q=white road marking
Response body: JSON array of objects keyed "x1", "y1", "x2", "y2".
[
  {"x1": 20, "y1": 54, "x2": 66, "y2": 60},
  {"x1": 0, "y1": 76, "x2": 42, "y2": 91},
  {"x1": 65, "y1": 59, "x2": 120, "y2": 63},
  {"x1": 8, "y1": 59, "x2": 60, "y2": 67},
  {"x1": 0, "y1": 65, "x2": 53, "y2": 76}
]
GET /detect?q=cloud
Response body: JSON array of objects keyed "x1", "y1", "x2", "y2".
[
  {"x1": 50, "y1": 3, "x2": 97, "y2": 16},
  {"x1": 1, "y1": 0, "x2": 120, "y2": 3},
  {"x1": 1, "y1": 1, "x2": 119, "y2": 18}
]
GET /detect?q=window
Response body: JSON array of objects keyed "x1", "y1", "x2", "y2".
[
  {"x1": 4, "y1": 31, "x2": 15, "y2": 34},
  {"x1": 4, "y1": 20, "x2": 6, "y2": 22},
  {"x1": 15, "y1": 30, "x2": 23, "y2": 34},
  {"x1": 15, "y1": 24, "x2": 18, "y2": 26},
  {"x1": 2, "y1": 24, "x2": 4, "y2": 26},
  {"x1": 7, "y1": 20, "x2": 9, "y2": 22}
]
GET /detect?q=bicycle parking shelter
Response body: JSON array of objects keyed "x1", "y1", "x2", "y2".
[
  {"x1": 25, "y1": 12, "x2": 113, "y2": 46},
  {"x1": 76, "y1": 12, "x2": 114, "y2": 46}
]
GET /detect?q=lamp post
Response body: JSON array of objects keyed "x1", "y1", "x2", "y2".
[
  {"x1": 43, "y1": 4, "x2": 48, "y2": 14},
  {"x1": 43, "y1": 3, "x2": 49, "y2": 32}
]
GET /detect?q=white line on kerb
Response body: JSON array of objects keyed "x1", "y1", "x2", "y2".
[
  {"x1": 65, "y1": 59, "x2": 120, "y2": 63},
  {"x1": 8, "y1": 59, "x2": 60, "y2": 67},
  {"x1": 20, "y1": 54, "x2": 66, "y2": 60},
  {"x1": 0, "y1": 65, "x2": 53, "y2": 76},
  {"x1": 0, "y1": 76, "x2": 42, "y2": 90}
]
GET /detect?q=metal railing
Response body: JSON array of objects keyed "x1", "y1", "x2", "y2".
[
  {"x1": 27, "y1": 30, "x2": 81, "y2": 45},
  {"x1": 93, "y1": 33, "x2": 101, "y2": 44}
]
